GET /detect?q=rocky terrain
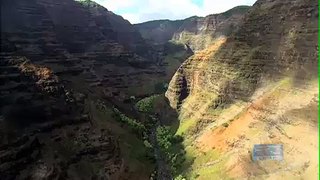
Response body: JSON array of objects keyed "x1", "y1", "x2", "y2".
[
  {"x1": 1, "y1": 0, "x2": 169, "y2": 104},
  {"x1": 165, "y1": 0, "x2": 318, "y2": 179},
  {"x1": 135, "y1": 6, "x2": 250, "y2": 51},
  {"x1": 0, "y1": 0, "x2": 161, "y2": 179},
  {"x1": 0, "y1": 53, "x2": 123, "y2": 179}
]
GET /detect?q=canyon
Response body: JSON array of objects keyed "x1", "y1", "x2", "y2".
[{"x1": 0, "y1": 0, "x2": 318, "y2": 179}]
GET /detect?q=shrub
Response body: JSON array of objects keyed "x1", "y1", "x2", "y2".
[
  {"x1": 192, "y1": 173, "x2": 200, "y2": 179},
  {"x1": 172, "y1": 135, "x2": 184, "y2": 143},
  {"x1": 156, "y1": 126, "x2": 172, "y2": 150},
  {"x1": 174, "y1": 174, "x2": 186, "y2": 180},
  {"x1": 156, "y1": 126, "x2": 186, "y2": 175},
  {"x1": 76, "y1": 0, "x2": 102, "y2": 8},
  {"x1": 222, "y1": 122, "x2": 229, "y2": 127},
  {"x1": 112, "y1": 107, "x2": 146, "y2": 135},
  {"x1": 135, "y1": 95, "x2": 160, "y2": 113},
  {"x1": 143, "y1": 140, "x2": 153, "y2": 148}
]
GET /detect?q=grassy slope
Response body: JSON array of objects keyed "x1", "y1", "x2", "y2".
[
  {"x1": 174, "y1": 76, "x2": 318, "y2": 179},
  {"x1": 165, "y1": 22, "x2": 318, "y2": 177}
]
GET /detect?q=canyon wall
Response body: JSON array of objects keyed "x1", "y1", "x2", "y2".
[
  {"x1": 165, "y1": 0, "x2": 318, "y2": 179},
  {"x1": 1, "y1": 0, "x2": 165, "y2": 103},
  {"x1": 135, "y1": 6, "x2": 250, "y2": 51},
  {"x1": 166, "y1": 0, "x2": 317, "y2": 112},
  {"x1": 0, "y1": 0, "x2": 159, "y2": 179}
]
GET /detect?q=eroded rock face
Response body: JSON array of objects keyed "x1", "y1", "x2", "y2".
[
  {"x1": 1, "y1": 0, "x2": 165, "y2": 104},
  {"x1": 0, "y1": 0, "x2": 159, "y2": 178},
  {"x1": 165, "y1": 0, "x2": 318, "y2": 179},
  {"x1": 134, "y1": 20, "x2": 185, "y2": 45},
  {"x1": 172, "y1": 6, "x2": 250, "y2": 51},
  {"x1": 166, "y1": 0, "x2": 318, "y2": 112},
  {"x1": 166, "y1": 0, "x2": 319, "y2": 179},
  {"x1": 0, "y1": 55, "x2": 77, "y2": 131},
  {"x1": 0, "y1": 54, "x2": 127, "y2": 179},
  {"x1": 134, "y1": 6, "x2": 250, "y2": 51}
]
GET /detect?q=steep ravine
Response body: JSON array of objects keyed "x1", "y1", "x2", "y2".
[
  {"x1": 149, "y1": 115, "x2": 173, "y2": 180},
  {"x1": 90, "y1": 95, "x2": 175, "y2": 179}
]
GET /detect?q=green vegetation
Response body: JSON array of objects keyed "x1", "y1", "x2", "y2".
[
  {"x1": 91, "y1": 99, "x2": 155, "y2": 174},
  {"x1": 156, "y1": 126, "x2": 186, "y2": 176},
  {"x1": 175, "y1": 118, "x2": 197, "y2": 136},
  {"x1": 134, "y1": 94, "x2": 188, "y2": 178},
  {"x1": 75, "y1": 0, "x2": 99, "y2": 7},
  {"x1": 221, "y1": 5, "x2": 250, "y2": 18},
  {"x1": 144, "y1": 140, "x2": 153, "y2": 148},
  {"x1": 222, "y1": 122, "x2": 229, "y2": 127},
  {"x1": 157, "y1": 126, "x2": 173, "y2": 150},
  {"x1": 188, "y1": 149, "x2": 231, "y2": 180},
  {"x1": 112, "y1": 107, "x2": 146, "y2": 136},
  {"x1": 174, "y1": 174, "x2": 187, "y2": 180},
  {"x1": 76, "y1": 0, "x2": 91, "y2": 5},
  {"x1": 98, "y1": 93, "x2": 186, "y2": 178},
  {"x1": 135, "y1": 95, "x2": 161, "y2": 113},
  {"x1": 95, "y1": 100, "x2": 146, "y2": 136}
]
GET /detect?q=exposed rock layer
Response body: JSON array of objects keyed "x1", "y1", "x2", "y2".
[
  {"x1": 1, "y1": 0, "x2": 165, "y2": 103},
  {"x1": 166, "y1": 0, "x2": 317, "y2": 111},
  {"x1": 0, "y1": 0, "x2": 160, "y2": 179},
  {"x1": 134, "y1": 6, "x2": 250, "y2": 51},
  {"x1": 0, "y1": 54, "x2": 124, "y2": 179},
  {"x1": 165, "y1": 0, "x2": 318, "y2": 179}
]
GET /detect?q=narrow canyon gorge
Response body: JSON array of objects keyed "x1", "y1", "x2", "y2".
[{"x1": 0, "y1": 0, "x2": 318, "y2": 179}]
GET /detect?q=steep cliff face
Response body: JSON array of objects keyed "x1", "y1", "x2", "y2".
[
  {"x1": 134, "y1": 6, "x2": 250, "y2": 51},
  {"x1": 135, "y1": 19, "x2": 185, "y2": 44},
  {"x1": 78, "y1": 0, "x2": 153, "y2": 57},
  {"x1": 172, "y1": 6, "x2": 250, "y2": 51},
  {"x1": 0, "y1": 54, "x2": 126, "y2": 179},
  {"x1": 166, "y1": 0, "x2": 317, "y2": 111},
  {"x1": 0, "y1": 0, "x2": 158, "y2": 179},
  {"x1": 1, "y1": 0, "x2": 166, "y2": 103},
  {"x1": 166, "y1": 0, "x2": 318, "y2": 179}
]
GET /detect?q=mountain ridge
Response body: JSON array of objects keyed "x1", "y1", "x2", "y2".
[{"x1": 134, "y1": 5, "x2": 251, "y2": 51}]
